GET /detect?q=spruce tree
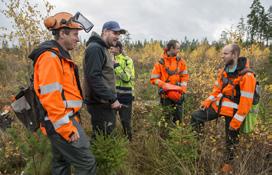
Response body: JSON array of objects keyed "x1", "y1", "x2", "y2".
[
  {"x1": 265, "y1": 6, "x2": 272, "y2": 45},
  {"x1": 237, "y1": 16, "x2": 246, "y2": 42},
  {"x1": 259, "y1": 7, "x2": 269, "y2": 43},
  {"x1": 247, "y1": 0, "x2": 265, "y2": 43}
]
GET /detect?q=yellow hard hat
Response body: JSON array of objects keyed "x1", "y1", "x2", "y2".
[{"x1": 44, "y1": 12, "x2": 82, "y2": 31}]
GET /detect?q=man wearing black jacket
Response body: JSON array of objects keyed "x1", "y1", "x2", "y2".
[{"x1": 83, "y1": 21, "x2": 126, "y2": 136}]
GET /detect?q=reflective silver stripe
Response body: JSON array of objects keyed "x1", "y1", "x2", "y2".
[
  {"x1": 177, "y1": 82, "x2": 187, "y2": 86},
  {"x1": 234, "y1": 113, "x2": 245, "y2": 122},
  {"x1": 40, "y1": 82, "x2": 62, "y2": 95},
  {"x1": 222, "y1": 101, "x2": 238, "y2": 109},
  {"x1": 208, "y1": 95, "x2": 215, "y2": 101},
  {"x1": 216, "y1": 101, "x2": 238, "y2": 109},
  {"x1": 53, "y1": 111, "x2": 73, "y2": 129},
  {"x1": 150, "y1": 74, "x2": 161, "y2": 79},
  {"x1": 63, "y1": 100, "x2": 82, "y2": 108},
  {"x1": 51, "y1": 52, "x2": 57, "y2": 57},
  {"x1": 44, "y1": 116, "x2": 49, "y2": 121},
  {"x1": 241, "y1": 90, "x2": 254, "y2": 99},
  {"x1": 116, "y1": 89, "x2": 132, "y2": 94},
  {"x1": 180, "y1": 70, "x2": 188, "y2": 75},
  {"x1": 217, "y1": 93, "x2": 223, "y2": 98},
  {"x1": 214, "y1": 81, "x2": 219, "y2": 86}
]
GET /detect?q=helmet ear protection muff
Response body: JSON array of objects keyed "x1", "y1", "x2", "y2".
[
  {"x1": 60, "y1": 19, "x2": 67, "y2": 25},
  {"x1": 44, "y1": 16, "x2": 57, "y2": 29}
]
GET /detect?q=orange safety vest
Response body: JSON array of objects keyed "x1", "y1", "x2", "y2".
[
  {"x1": 30, "y1": 40, "x2": 82, "y2": 142},
  {"x1": 204, "y1": 57, "x2": 256, "y2": 129},
  {"x1": 150, "y1": 53, "x2": 189, "y2": 93}
]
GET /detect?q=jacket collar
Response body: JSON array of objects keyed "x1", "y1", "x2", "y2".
[
  {"x1": 162, "y1": 53, "x2": 176, "y2": 60},
  {"x1": 28, "y1": 40, "x2": 71, "y2": 61},
  {"x1": 224, "y1": 57, "x2": 249, "y2": 77},
  {"x1": 86, "y1": 31, "x2": 109, "y2": 49}
]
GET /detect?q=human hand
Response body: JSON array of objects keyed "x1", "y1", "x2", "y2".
[
  {"x1": 200, "y1": 105, "x2": 206, "y2": 111},
  {"x1": 70, "y1": 131, "x2": 80, "y2": 142},
  {"x1": 162, "y1": 83, "x2": 182, "y2": 92},
  {"x1": 200, "y1": 100, "x2": 211, "y2": 110},
  {"x1": 111, "y1": 100, "x2": 122, "y2": 109}
]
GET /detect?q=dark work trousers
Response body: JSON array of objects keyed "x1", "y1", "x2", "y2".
[
  {"x1": 49, "y1": 119, "x2": 96, "y2": 175},
  {"x1": 87, "y1": 104, "x2": 116, "y2": 137},
  {"x1": 115, "y1": 104, "x2": 133, "y2": 141},
  {"x1": 160, "y1": 98, "x2": 184, "y2": 124},
  {"x1": 191, "y1": 107, "x2": 239, "y2": 162}
]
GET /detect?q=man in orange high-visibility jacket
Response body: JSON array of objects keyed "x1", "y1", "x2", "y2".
[
  {"x1": 150, "y1": 40, "x2": 189, "y2": 124},
  {"x1": 191, "y1": 44, "x2": 256, "y2": 173},
  {"x1": 29, "y1": 12, "x2": 96, "y2": 175}
]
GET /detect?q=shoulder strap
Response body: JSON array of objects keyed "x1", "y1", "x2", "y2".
[
  {"x1": 220, "y1": 71, "x2": 229, "y2": 90},
  {"x1": 220, "y1": 67, "x2": 254, "y2": 102},
  {"x1": 239, "y1": 67, "x2": 255, "y2": 76},
  {"x1": 159, "y1": 56, "x2": 181, "y2": 64},
  {"x1": 30, "y1": 49, "x2": 63, "y2": 84},
  {"x1": 74, "y1": 65, "x2": 83, "y2": 97},
  {"x1": 32, "y1": 48, "x2": 62, "y2": 67},
  {"x1": 159, "y1": 58, "x2": 164, "y2": 65},
  {"x1": 159, "y1": 57, "x2": 181, "y2": 76}
]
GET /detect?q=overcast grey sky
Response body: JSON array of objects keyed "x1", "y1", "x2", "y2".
[{"x1": 1, "y1": 0, "x2": 271, "y2": 42}]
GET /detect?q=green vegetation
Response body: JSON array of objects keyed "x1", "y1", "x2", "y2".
[{"x1": 91, "y1": 133, "x2": 129, "y2": 175}]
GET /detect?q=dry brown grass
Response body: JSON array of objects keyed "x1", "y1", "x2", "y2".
[{"x1": 0, "y1": 43, "x2": 271, "y2": 174}]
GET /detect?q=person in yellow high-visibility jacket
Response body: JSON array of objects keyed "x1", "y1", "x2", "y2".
[{"x1": 110, "y1": 41, "x2": 135, "y2": 141}]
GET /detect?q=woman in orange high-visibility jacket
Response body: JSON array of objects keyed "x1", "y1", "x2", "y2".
[
  {"x1": 191, "y1": 44, "x2": 256, "y2": 173},
  {"x1": 150, "y1": 40, "x2": 189, "y2": 124}
]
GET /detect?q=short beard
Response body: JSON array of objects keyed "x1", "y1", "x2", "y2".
[
  {"x1": 107, "y1": 38, "x2": 117, "y2": 48},
  {"x1": 167, "y1": 50, "x2": 176, "y2": 57},
  {"x1": 226, "y1": 59, "x2": 234, "y2": 66}
]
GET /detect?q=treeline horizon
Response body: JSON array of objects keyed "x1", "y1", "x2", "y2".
[{"x1": 0, "y1": 0, "x2": 271, "y2": 50}]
